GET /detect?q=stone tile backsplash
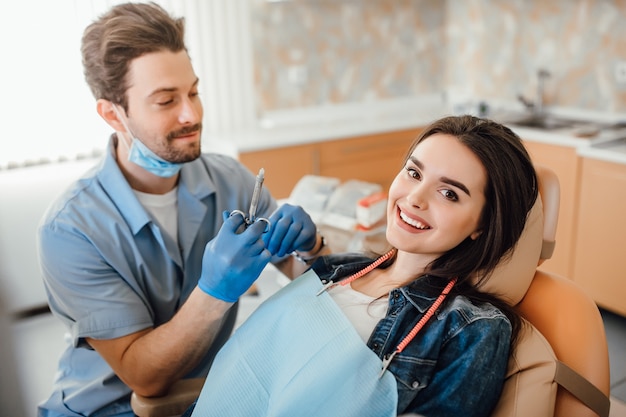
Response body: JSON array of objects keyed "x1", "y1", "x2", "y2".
[{"x1": 251, "y1": 0, "x2": 626, "y2": 114}]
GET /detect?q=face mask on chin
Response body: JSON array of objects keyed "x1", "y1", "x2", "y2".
[{"x1": 114, "y1": 105, "x2": 183, "y2": 178}]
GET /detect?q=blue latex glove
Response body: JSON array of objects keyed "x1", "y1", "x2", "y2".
[
  {"x1": 198, "y1": 211, "x2": 271, "y2": 302},
  {"x1": 263, "y1": 204, "x2": 317, "y2": 258}
]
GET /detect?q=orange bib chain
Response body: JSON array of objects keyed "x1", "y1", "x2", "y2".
[
  {"x1": 316, "y1": 248, "x2": 457, "y2": 377},
  {"x1": 380, "y1": 277, "x2": 456, "y2": 377}
]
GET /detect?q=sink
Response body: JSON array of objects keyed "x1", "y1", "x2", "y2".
[
  {"x1": 501, "y1": 113, "x2": 583, "y2": 131},
  {"x1": 496, "y1": 112, "x2": 626, "y2": 139},
  {"x1": 591, "y1": 137, "x2": 626, "y2": 153}
]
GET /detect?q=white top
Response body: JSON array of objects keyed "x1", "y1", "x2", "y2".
[
  {"x1": 134, "y1": 187, "x2": 179, "y2": 244},
  {"x1": 329, "y1": 283, "x2": 388, "y2": 343}
]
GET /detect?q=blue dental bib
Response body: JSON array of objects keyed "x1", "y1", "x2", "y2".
[{"x1": 191, "y1": 269, "x2": 398, "y2": 417}]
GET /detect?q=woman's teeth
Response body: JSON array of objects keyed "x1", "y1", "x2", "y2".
[{"x1": 400, "y1": 211, "x2": 430, "y2": 229}]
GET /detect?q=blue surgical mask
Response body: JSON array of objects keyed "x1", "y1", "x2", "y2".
[
  {"x1": 114, "y1": 106, "x2": 183, "y2": 178},
  {"x1": 127, "y1": 137, "x2": 183, "y2": 178}
]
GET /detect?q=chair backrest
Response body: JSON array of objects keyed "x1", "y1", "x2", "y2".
[
  {"x1": 487, "y1": 165, "x2": 611, "y2": 417},
  {"x1": 517, "y1": 270, "x2": 611, "y2": 417}
]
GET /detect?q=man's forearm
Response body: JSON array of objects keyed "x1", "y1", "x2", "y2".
[{"x1": 88, "y1": 287, "x2": 233, "y2": 397}]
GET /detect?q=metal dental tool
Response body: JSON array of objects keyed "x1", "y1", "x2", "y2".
[
  {"x1": 248, "y1": 167, "x2": 264, "y2": 223},
  {"x1": 230, "y1": 168, "x2": 271, "y2": 232}
]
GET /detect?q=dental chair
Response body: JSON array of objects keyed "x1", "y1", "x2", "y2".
[
  {"x1": 131, "y1": 165, "x2": 611, "y2": 417},
  {"x1": 486, "y1": 165, "x2": 610, "y2": 417}
]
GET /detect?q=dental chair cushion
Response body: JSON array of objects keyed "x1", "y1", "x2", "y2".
[
  {"x1": 476, "y1": 195, "x2": 544, "y2": 306},
  {"x1": 491, "y1": 319, "x2": 558, "y2": 417}
]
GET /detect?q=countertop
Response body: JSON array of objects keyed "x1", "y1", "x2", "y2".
[
  {"x1": 508, "y1": 125, "x2": 626, "y2": 165},
  {"x1": 212, "y1": 95, "x2": 448, "y2": 153},
  {"x1": 501, "y1": 114, "x2": 626, "y2": 165},
  {"x1": 213, "y1": 96, "x2": 626, "y2": 165}
]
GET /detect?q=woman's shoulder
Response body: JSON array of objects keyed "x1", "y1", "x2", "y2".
[
  {"x1": 438, "y1": 295, "x2": 512, "y2": 340},
  {"x1": 405, "y1": 278, "x2": 509, "y2": 323},
  {"x1": 446, "y1": 295, "x2": 509, "y2": 321}
]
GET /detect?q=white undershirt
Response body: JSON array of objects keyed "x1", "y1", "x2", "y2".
[
  {"x1": 134, "y1": 187, "x2": 179, "y2": 244},
  {"x1": 329, "y1": 283, "x2": 388, "y2": 343}
]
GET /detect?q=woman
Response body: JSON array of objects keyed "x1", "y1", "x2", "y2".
[{"x1": 188, "y1": 115, "x2": 538, "y2": 417}]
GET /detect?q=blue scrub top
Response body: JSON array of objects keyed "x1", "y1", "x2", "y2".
[{"x1": 37, "y1": 137, "x2": 277, "y2": 417}]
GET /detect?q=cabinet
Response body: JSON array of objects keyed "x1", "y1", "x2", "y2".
[
  {"x1": 571, "y1": 157, "x2": 626, "y2": 317},
  {"x1": 239, "y1": 143, "x2": 318, "y2": 200},
  {"x1": 239, "y1": 128, "x2": 422, "y2": 199},
  {"x1": 522, "y1": 141, "x2": 581, "y2": 279}
]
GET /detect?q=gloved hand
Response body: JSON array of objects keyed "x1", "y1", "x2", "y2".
[
  {"x1": 198, "y1": 211, "x2": 271, "y2": 302},
  {"x1": 263, "y1": 203, "x2": 317, "y2": 258}
]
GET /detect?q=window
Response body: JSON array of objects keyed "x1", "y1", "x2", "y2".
[{"x1": 1, "y1": 0, "x2": 254, "y2": 169}]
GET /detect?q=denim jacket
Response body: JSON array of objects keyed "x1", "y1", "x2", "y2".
[{"x1": 312, "y1": 253, "x2": 512, "y2": 417}]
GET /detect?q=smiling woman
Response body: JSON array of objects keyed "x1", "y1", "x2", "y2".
[
  {"x1": 385, "y1": 133, "x2": 487, "y2": 264},
  {"x1": 1, "y1": 0, "x2": 254, "y2": 170},
  {"x1": 183, "y1": 115, "x2": 540, "y2": 417}
]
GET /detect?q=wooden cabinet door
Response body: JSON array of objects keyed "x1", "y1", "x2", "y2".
[
  {"x1": 319, "y1": 128, "x2": 421, "y2": 192},
  {"x1": 239, "y1": 143, "x2": 318, "y2": 199},
  {"x1": 572, "y1": 158, "x2": 626, "y2": 316},
  {"x1": 239, "y1": 128, "x2": 422, "y2": 200},
  {"x1": 523, "y1": 141, "x2": 581, "y2": 278}
]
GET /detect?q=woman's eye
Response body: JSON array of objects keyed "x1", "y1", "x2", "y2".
[
  {"x1": 157, "y1": 99, "x2": 174, "y2": 106},
  {"x1": 439, "y1": 189, "x2": 459, "y2": 201},
  {"x1": 406, "y1": 167, "x2": 421, "y2": 180}
]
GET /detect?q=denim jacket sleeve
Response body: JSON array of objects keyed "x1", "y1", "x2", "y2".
[{"x1": 399, "y1": 308, "x2": 512, "y2": 417}]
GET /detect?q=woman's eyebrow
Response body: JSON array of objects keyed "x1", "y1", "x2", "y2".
[
  {"x1": 409, "y1": 156, "x2": 471, "y2": 196},
  {"x1": 409, "y1": 156, "x2": 424, "y2": 169},
  {"x1": 441, "y1": 177, "x2": 471, "y2": 196}
]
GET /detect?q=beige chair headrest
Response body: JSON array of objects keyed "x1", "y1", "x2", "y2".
[
  {"x1": 476, "y1": 196, "x2": 544, "y2": 306},
  {"x1": 475, "y1": 164, "x2": 560, "y2": 306},
  {"x1": 535, "y1": 164, "x2": 560, "y2": 263}
]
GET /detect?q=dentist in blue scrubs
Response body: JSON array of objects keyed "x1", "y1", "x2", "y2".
[{"x1": 36, "y1": 3, "x2": 327, "y2": 416}]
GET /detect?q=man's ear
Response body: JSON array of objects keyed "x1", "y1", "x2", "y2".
[{"x1": 96, "y1": 99, "x2": 125, "y2": 132}]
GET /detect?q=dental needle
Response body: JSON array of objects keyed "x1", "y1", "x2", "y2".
[{"x1": 248, "y1": 168, "x2": 265, "y2": 223}]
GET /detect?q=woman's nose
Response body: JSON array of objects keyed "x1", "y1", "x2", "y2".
[{"x1": 407, "y1": 184, "x2": 428, "y2": 209}]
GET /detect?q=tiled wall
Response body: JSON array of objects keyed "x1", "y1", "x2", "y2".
[
  {"x1": 251, "y1": 0, "x2": 446, "y2": 111},
  {"x1": 251, "y1": 0, "x2": 626, "y2": 113},
  {"x1": 446, "y1": 0, "x2": 626, "y2": 113}
]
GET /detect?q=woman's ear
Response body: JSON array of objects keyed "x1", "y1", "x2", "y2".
[
  {"x1": 470, "y1": 230, "x2": 482, "y2": 240},
  {"x1": 96, "y1": 99, "x2": 125, "y2": 132}
]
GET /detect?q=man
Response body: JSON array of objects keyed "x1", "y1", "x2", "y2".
[{"x1": 37, "y1": 3, "x2": 326, "y2": 416}]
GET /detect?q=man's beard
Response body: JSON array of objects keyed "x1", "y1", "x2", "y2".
[{"x1": 162, "y1": 123, "x2": 203, "y2": 163}]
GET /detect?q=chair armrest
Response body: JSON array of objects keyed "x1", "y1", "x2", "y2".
[
  {"x1": 131, "y1": 378, "x2": 204, "y2": 417},
  {"x1": 554, "y1": 361, "x2": 610, "y2": 417}
]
